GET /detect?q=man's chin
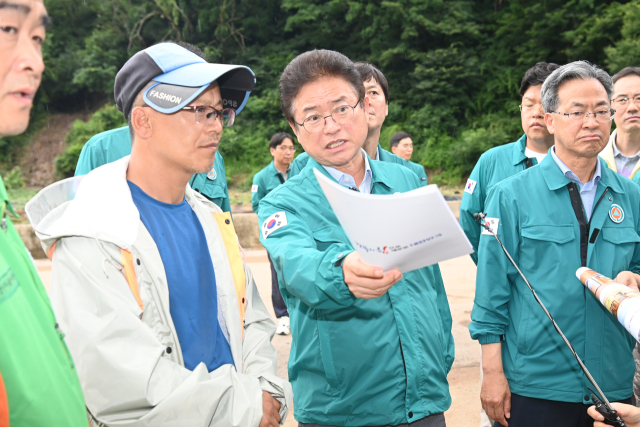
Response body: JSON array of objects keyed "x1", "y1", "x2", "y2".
[{"x1": 0, "y1": 116, "x2": 30, "y2": 138}]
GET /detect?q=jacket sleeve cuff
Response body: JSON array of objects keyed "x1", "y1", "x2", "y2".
[
  {"x1": 330, "y1": 248, "x2": 354, "y2": 295},
  {"x1": 478, "y1": 334, "x2": 506, "y2": 345}
]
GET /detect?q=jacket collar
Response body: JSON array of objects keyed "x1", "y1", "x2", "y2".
[
  {"x1": 511, "y1": 134, "x2": 528, "y2": 166},
  {"x1": 599, "y1": 129, "x2": 617, "y2": 172},
  {"x1": 26, "y1": 156, "x2": 205, "y2": 250},
  {"x1": 303, "y1": 151, "x2": 395, "y2": 191},
  {"x1": 541, "y1": 148, "x2": 625, "y2": 194}
]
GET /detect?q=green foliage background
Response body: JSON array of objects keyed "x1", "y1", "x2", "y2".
[{"x1": 5, "y1": 0, "x2": 640, "y2": 186}]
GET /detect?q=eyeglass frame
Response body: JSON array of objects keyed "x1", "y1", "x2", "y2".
[
  {"x1": 274, "y1": 145, "x2": 296, "y2": 153},
  {"x1": 613, "y1": 95, "x2": 640, "y2": 107},
  {"x1": 519, "y1": 103, "x2": 545, "y2": 114},
  {"x1": 549, "y1": 108, "x2": 616, "y2": 122},
  {"x1": 293, "y1": 100, "x2": 362, "y2": 134},
  {"x1": 139, "y1": 104, "x2": 236, "y2": 127},
  {"x1": 181, "y1": 105, "x2": 236, "y2": 127}
]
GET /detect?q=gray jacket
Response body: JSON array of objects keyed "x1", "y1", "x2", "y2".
[{"x1": 26, "y1": 156, "x2": 292, "y2": 426}]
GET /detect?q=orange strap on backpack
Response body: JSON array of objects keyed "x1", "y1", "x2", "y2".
[
  {"x1": 120, "y1": 249, "x2": 143, "y2": 311},
  {"x1": 213, "y1": 212, "x2": 247, "y2": 338}
]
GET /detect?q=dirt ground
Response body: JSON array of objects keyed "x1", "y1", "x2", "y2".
[{"x1": 36, "y1": 251, "x2": 480, "y2": 427}]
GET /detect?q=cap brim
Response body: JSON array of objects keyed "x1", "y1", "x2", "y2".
[
  {"x1": 143, "y1": 82, "x2": 209, "y2": 114},
  {"x1": 151, "y1": 63, "x2": 256, "y2": 114}
]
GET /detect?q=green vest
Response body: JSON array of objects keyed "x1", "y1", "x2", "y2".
[
  {"x1": 0, "y1": 177, "x2": 87, "y2": 426},
  {"x1": 251, "y1": 161, "x2": 287, "y2": 214},
  {"x1": 75, "y1": 126, "x2": 231, "y2": 212},
  {"x1": 470, "y1": 155, "x2": 640, "y2": 403},
  {"x1": 459, "y1": 134, "x2": 537, "y2": 264}
]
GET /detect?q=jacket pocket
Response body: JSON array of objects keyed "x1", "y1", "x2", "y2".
[
  {"x1": 521, "y1": 224, "x2": 575, "y2": 244},
  {"x1": 601, "y1": 227, "x2": 640, "y2": 244},
  {"x1": 520, "y1": 224, "x2": 575, "y2": 272},
  {"x1": 316, "y1": 316, "x2": 340, "y2": 389},
  {"x1": 601, "y1": 227, "x2": 640, "y2": 272}
]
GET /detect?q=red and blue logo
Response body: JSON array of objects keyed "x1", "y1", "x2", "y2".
[{"x1": 267, "y1": 219, "x2": 277, "y2": 229}]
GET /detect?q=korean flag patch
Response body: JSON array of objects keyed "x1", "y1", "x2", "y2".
[
  {"x1": 465, "y1": 179, "x2": 477, "y2": 195},
  {"x1": 251, "y1": 185, "x2": 259, "y2": 193},
  {"x1": 481, "y1": 218, "x2": 499, "y2": 235},
  {"x1": 262, "y1": 212, "x2": 288, "y2": 239}
]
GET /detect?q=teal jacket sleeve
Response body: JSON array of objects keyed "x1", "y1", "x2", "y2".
[
  {"x1": 75, "y1": 143, "x2": 104, "y2": 176},
  {"x1": 251, "y1": 173, "x2": 267, "y2": 215},
  {"x1": 430, "y1": 264, "x2": 455, "y2": 371},
  {"x1": 459, "y1": 157, "x2": 486, "y2": 265},
  {"x1": 468, "y1": 186, "x2": 519, "y2": 345},
  {"x1": 258, "y1": 196, "x2": 356, "y2": 310},
  {"x1": 216, "y1": 155, "x2": 232, "y2": 214},
  {"x1": 411, "y1": 163, "x2": 428, "y2": 187}
]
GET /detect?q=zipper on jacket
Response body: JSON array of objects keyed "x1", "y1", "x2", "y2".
[
  {"x1": 568, "y1": 183, "x2": 609, "y2": 267},
  {"x1": 55, "y1": 323, "x2": 75, "y2": 369}
]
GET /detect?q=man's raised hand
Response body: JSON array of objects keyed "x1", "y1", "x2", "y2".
[{"x1": 342, "y1": 252, "x2": 402, "y2": 299}]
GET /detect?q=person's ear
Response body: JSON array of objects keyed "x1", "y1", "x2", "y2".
[
  {"x1": 544, "y1": 112, "x2": 555, "y2": 134},
  {"x1": 270, "y1": 147, "x2": 276, "y2": 157},
  {"x1": 131, "y1": 106, "x2": 152, "y2": 140},
  {"x1": 288, "y1": 121, "x2": 299, "y2": 138},
  {"x1": 391, "y1": 146, "x2": 398, "y2": 155},
  {"x1": 362, "y1": 97, "x2": 370, "y2": 116}
]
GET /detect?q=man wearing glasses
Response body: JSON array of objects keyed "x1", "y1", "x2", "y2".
[
  {"x1": 600, "y1": 67, "x2": 640, "y2": 185},
  {"x1": 289, "y1": 62, "x2": 428, "y2": 186},
  {"x1": 460, "y1": 62, "x2": 559, "y2": 266},
  {"x1": 470, "y1": 61, "x2": 640, "y2": 427},
  {"x1": 258, "y1": 50, "x2": 453, "y2": 427},
  {"x1": 74, "y1": 42, "x2": 233, "y2": 214},
  {"x1": 251, "y1": 132, "x2": 296, "y2": 335},
  {"x1": 26, "y1": 42, "x2": 292, "y2": 426}
]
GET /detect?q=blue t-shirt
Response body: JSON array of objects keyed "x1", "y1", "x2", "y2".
[{"x1": 128, "y1": 181, "x2": 234, "y2": 372}]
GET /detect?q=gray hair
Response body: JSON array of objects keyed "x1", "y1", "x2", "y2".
[{"x1": 541, "y1": 61, "x2": 613, "y2": 113}]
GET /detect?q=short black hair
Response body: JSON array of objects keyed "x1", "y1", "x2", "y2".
[
  {"x1": 390, "y1": 131, "x2": 412, "y2": 148},
  {"x1": 279, "y1": 50, "x2": 365, "y2": 125},
  {"x1": 269, "y1": 132, "x2": 295, "y2": 149},
  {"x1": 612, "y1": 66, "x2": 640, "y2": 84},
  {"x1": 354, "y1": 62, "x2": 389, "y2": 104},
  {"x1": 519, "y1": 62, "x2": 560, "y2": 97},
  {"x1": 128, "y1": 40, "x2": 208, "y2": 141}
]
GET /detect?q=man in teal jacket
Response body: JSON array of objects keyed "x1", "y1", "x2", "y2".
[
  {"x1": 460, "y1": 62, "x2": 559, "y2": 265},
  {"x1": 260, "y1": 49, "x2": 453, "y2": 426},
  {"x1": 76, "y1": 126, "x2": 231, "y2": 213},
  {"x1": 470, "y1": 61, "x2": 640, "y2": 427},
  {"x1": 289, "y1": 62, "x2": 428, "y2": 185},
  {"x1": 252, "y1": 132, "x2": 295, "y2": 335}
]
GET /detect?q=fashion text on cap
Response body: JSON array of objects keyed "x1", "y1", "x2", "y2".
[{"x1": 114, "y1": 42, "x2": 255, "y2": 119}]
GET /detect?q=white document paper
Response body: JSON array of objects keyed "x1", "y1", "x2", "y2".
[{"x1": 314, "y1": 169, "x2": 473, "y2": 273}]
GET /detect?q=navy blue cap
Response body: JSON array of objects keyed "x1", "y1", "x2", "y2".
[{"x1": 114, "y1": 43, "x2": 255, "y2": 119}]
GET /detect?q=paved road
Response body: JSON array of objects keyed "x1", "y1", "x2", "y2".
[{"x1": 36, "y1": 251, "x2": 480, "y2": 427}]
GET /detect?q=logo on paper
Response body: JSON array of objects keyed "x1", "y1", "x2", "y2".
[
  {"x1": 207, "y1": 168, "x2": 217, "y2": 180},
  {"x1": 609, "y1": 204, "x2": 624, "y2": 223},
  {"x1": 262, "y1": 211, "x2": 288, "y2": 239},
  {"x1": 465, "y1": 179, "x2": 477, "y2": 195}
]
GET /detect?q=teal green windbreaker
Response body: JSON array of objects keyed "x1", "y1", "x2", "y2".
[
  {"x1": 469, "y1": 154, "x2": 640, "y2": 404},
  {"x1": 459, "y1": 134, "x2": 537, "y2": 264},
  {"x1": 377, "y1": 145, "x2": 428, "y2": 186},
  {"x1": 251, "y1": 161, "x2": 286, "y2": 214},
  {"x1": 259, "y1": 156, "x2": 454, "y2": 426},
  {"x1": 289, "y1": 144, "x2": 428, "y2": 186},
  {"x1": 75, "y1": 126, "x2": 231, "y2": 212}
]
